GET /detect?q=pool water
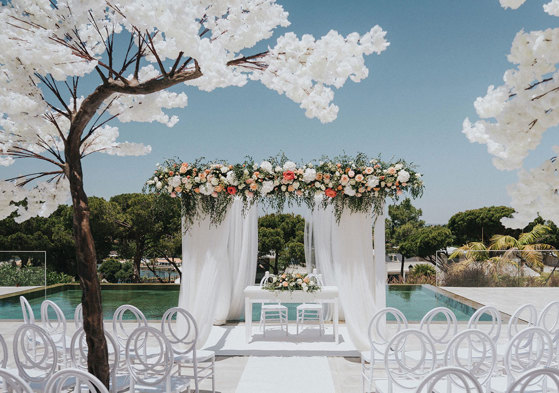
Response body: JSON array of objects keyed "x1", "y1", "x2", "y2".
[{"x1": 0, "y1": 285, "x2": 480, "y2": 321}]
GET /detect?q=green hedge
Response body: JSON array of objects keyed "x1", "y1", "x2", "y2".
[{"x1": 0, "y1": 264, "x2": 74, "y2": 286}]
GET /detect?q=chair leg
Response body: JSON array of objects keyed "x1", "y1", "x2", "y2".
[{"x1": 211, "y1": 356, "x2": 216, "y2": 393}]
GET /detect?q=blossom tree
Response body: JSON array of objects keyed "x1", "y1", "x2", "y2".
[
  {"x1": 463, "y1": 0, "x2": 559, "y2": 228},
  {"x1": 0, "y1": 0, "x2": 388, "y2": 385}
]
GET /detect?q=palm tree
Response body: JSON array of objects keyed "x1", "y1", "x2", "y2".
[{"x1": 489, "y1": 224, "x2": 553, "y2": 273}]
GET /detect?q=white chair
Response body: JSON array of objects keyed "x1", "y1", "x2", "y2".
[
  {"x1": 505, "y1": 367, "x2": 559, "y2": 393},
  {"x1": 259, "y1": 272, "x2": 288, "y2": 336},
  {"x1": 296, "y1": 272, "x2": 324, "y2": 335},
  {"x1": 538, "y1": 301, "x2": 559, "y2": 337},
  {"x1": 373, "y1": 329, "x2": 437, "y2": 393},
  {"x1": 70, "y1": 327, "x2": 129, "y2": 393},
  {"x1": 161, "y1": 307, "x2": 215, "y2": 393},
  {"x1": 362, "y1": 307, "x2": 408, "y2": 393},
  {"x1": 0, "y1": 332, "x2": 7, "y2": 368},
  {"x1": 491, "y1": 327, "x2": 553, "y2": 393},
  {"x1": 20, "y1": 296, "x2": 35, "y2": 325},
  {"x1": 112, "y1": 304, "x2": 148, "y2": 351},
  {"x1": 40, "y1": 299, "x2": 70, "y2": 366},
  {"x1": 468, "y1": 305, "x2": 502, "y2": 344},
  {"x1": 444, "y1": 329, "x2": 497, "y2": 393},
  {"x1": 416, "y1": 367, "x2": 484, "y2": 393},
  {"x1": 418, "y1": 306, "x2": 457, "y2": 362},
  {"x1": 44, "y1": 368, "x2": 109, "y2": 393},
  {"x1": 0, "y1": 368, "x2": 34, "y2": 393},
  {"x1": 126, "y1": 326, "x2": 190, "y2": 393},
  {"x1": 74, "y1": 303, "x2": 83, "y2": 330},
  {"x1": 507, "y1": 304, "x2": 538, "y2": 340},
  {"x1": 13, "y1": 323, "x2": 58, "y2": 391}
]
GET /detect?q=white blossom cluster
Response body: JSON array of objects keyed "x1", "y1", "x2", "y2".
[
  {"x1": 463, "y1": 1, "x2": 559, "y2": 227},
  {"x1": 0, "y1": 0, "x2": 387, "y2": 222}
]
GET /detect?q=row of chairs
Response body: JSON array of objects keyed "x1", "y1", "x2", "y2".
[
  {"x1": 12, "y1": 296, "x2": 214, "y2": 393},
  {"x1": 361, "y1": 301, "x2": 559, "y2": 393}
]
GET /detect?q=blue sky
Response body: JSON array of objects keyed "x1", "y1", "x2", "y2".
[{"x1": 4, "y1": 1, "x2": 558, "y2": 224}]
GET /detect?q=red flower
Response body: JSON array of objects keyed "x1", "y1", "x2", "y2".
[
  {"x1": 283, "y1": 170, "x2": 295, "y2": 181},
  {"x1": 325, "y1": 188, "x2": 337, "y2": 198},
  {"x1": 227, "y1": 187, "x2": 237, "y2": 195}
]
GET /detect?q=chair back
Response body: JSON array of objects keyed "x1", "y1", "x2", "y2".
[
  {"x1": 504, "y1": 327, "x2": 553, "y2": 385},
  {"x1": 19, "y1": 296, "x2": 35, "y2": 325},
  {"x1": 505, "y1": 367, "x2": 559, "y2": 393},
  {"x1": 444, "y1": 329, "x2": 496, "y2": 388},
  {"x1": 415, "y1": 366, "x2": 484, "y2": 393},
  {"x1": 161, "y1": 307, "x2": 198, "y2": 356},
  {"x1": 367, "y1": 307, "x2": 408, "y2": 356},
  {"x1": 44, "y1": 368, "x2": 109, "y2": 393},
  {"x1": 13, "y1": 323, "x2": 58, "y2": 383},
  {"x1": 74, "y1": 303, "x2": 83, "y2": 330},
  {"x1": 259, "y1": 271, "x2": 272, "y2": 287},
  {"x1": 537, "y1": 301, "x2": 559, "y2": 337},
  {"x1": 384, "y1": 329, "x2": 436, "y2": 391},
  {"x1": 0, "y1": 333, "x2": 7, "y2": 368},
  {"x1": 40, "y1": 300, "x2": 67, "y2": 347},
  {"x1": 0, "y1": 368, "x2": 34, "y2": 393},
  {"x1": 508, "y1": 304, "x2": 538, "y2": 339},
  {"x1": 112, "y1": 304, "x2": 148, "y2": 349},
  {"x1": 125, "y1": 326, "x2": 174, "y2": 388},
  {"x1": 70, "y1": 327, "x2": 119, "y2": 376},
  {"x1": 468, "y1": 305, "x2": 501, "y2": 343},
  {"x1": 419, "y1": 307, "x2": 458, "y2": 345}
]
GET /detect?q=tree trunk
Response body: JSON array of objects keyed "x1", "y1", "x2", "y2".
[
  {"x1": 132, "y1": 238, "x2": 145, "y2": 282},
  {"x1": 66, "y1": 146, "x2": 110, "y2": 387}
]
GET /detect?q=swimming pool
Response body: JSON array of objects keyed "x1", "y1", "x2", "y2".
[{"x1": 0, "y1": 284, "x2": 480, "y2": 321}]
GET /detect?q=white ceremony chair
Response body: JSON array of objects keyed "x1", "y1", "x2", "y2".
[
  {"x1": 296, "y1": 272, "x2": 325, "y2": 335},
  {"x1": 259, "y1": 272, "x2": 288, "y2": 336},
  {"x1": 373, "y1": 329, "x2": 437, "y2": 393},
  {"x1": 416, "y1": 367, "x2": 484, "y2": 393},
  {"x1": 505, "y1": 367, "x2": 559, "y2": 393},
  {"x1": 418, "y1": 307, "x2": 457, "y2": 361},
  {"x1": 161, "y1": 307, "x2": 215, "y2": 393},
  {"x1": 538, "y1": 301, "x2": 559, "y2": 337},
  {"x1": 40, "y1": 299, "x2": 70, "y2": 367},
  {"x1": 20, "y1": 296, "x2": 35, "y2": 325},
  {"x1": 0, "y1": 333, "x2": 7, "y2": 368},
  {"x1": 74, "y1": 303, "x2": 83, "y2": 330},
  {"x1": 126, "y1": 326, "x2": 190, "y2": 393},
  {"x1": 44, "y1": 368, "x2": 109, "y2": 393},
  {"x1": 13, "y1": 323, "x2": 58, "y2": 392},
  {"x1": 70, "y1": 327, "x2": 129, "y2": 393},
  {"x1": 468, "y1": 305, "x2": 502, "y2": 345},
  {"x1": 112, "y1": 304, "x2": 148, "y2": 351},
  {"x1": 362, "y1": 307, "x2": 408, "y2": 393},
  {"x1": 491, "y1": 327, "x2": 553, "y2": 393},
  {"x1": 0, "y1": 368, "x2": 34, "y2": 393},
  {"x1": 507, "y1": 304, "x2": 538, "y2": 340},
  {"x1": 444, "y1": 329, "x2": 497, "y2": 393}
]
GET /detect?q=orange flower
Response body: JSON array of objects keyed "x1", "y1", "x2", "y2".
[
  {"x1": 250, "y1": 183, "x2": 258, "y2": 191},
  {"x1": 323, "y1": 174, "x2": 331, "y2": 181},
  {"x1": 325, "y1": 188, "x2": 337, "y2": 198},
  {"x1": 355, "y1": 174, "x2": 364, "y2": 182},
  {"x1": 253, "y1": 171, "x2": 260, "y2": 178},
  {"x1": 174, "y1": 186, "x2": 181, "y2": 192},
  {"x1": 214, "y1": 185, "x2": 223, "y2": 193},
  {"x1": 227, "y1": 187, "x2": 237, "y2": 195},
  {"x1": 169, "y1": 171, "x2": 174, "y2": 176},
  {"x1": 246, "y1": 178, "x2": 254, "y2": 184},
  {"x1": 296, "y1": 190, "x2": 303, "y2": 196},
  {"x1": 379, "y1": 176, "x2": 385, "y2": 180},
  {"x1": 316, "y1": 173, "x2": 323, "y2": 181},
  {"x1": 283, "y1": 171, "x2": 295, "y2": 181},
  {"x1": 194, "y1": 188, "x2": 200, "y2": 193},
  {"x1": 337, "y1": 185, "x2": 343, "y2": 191},
  {"x1": 287, "y1": 185, "x2": 294, "y2": 192},
  {"x1": 373, "y1": 187, "x2": 380, "y2": 191}
]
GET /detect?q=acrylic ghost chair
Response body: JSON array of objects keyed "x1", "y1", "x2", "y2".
[
  {"x1": 44, "y1": 368, "x2": 109, "y2": 393},
  {"x1": 258, "y1": 272, "x2": 288, "y2": 336},
  {"x1": 126, "y1": 326, "x2": 191, "y2": 393},
  {"x1": 40, "y1": 300, "x2": 71, "y2": 367},
  {"x1": 0, "y1": 368, "x2": 34, "y2": 393},
  {"x1": 361, "y1": 307, "x2": 408, "y2": 393},
  {"x1": 161, "y1": 307, "x2": 215, "y2": 393},
  {"x1": 537, "y1": 301, "x2": 559, "y2": 366},
  {"x1": 415, "y1": 367, "x2": 484, "y2": 393},
  {"x1": 296, "y1": 271, "x2": 325, "y2": 335},
  {"x1": 19, "y1": 296, "x2": 35, "y2": 325},
  {"x1": 413, "y1": 307, "x2": 457, "y2": 364},
  {"x1": 467, "y1": 305, "x2": 502, "y2": 345}
]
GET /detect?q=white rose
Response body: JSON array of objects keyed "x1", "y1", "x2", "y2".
[
  {"x1": 253, "y1": 164, "x2": 258, "y2": 170},
  {"x1": 221, "y1": 166, "x2": 229, "y2": 174},
  {"x1": 344, "y1": 185, "x2": 356, "y2": 196},
  {"x1": 303, "y1": 168, "x2": 317, "y2": 183},
  {"x1": 281, "y1": 185, "x2": 287, "y2": 191},
  {"x1": 283, "y1": 161, "x2": 297, "y2": 171},
  {"x1": 260, "y1": 161, "x2": 273, "y2": 173},
  {"x1": 275, "y1": 166, "x2": 282, "y2": 173},
  {"x1": 156, "y1": 181, "x2": 162, "y2": 189},
  {"x1": 211, "y1": 177, "x2": 219, "y2": 186},
  {"x1": 169, "y1": 176, "x2": 181, "y2": 188},
  {"x1": 261, "y1": 181, "x2": 274, "y2": 195},
  {"x1": 367, "y1": 177, "x2": 379, "y2": 188},
  {"x1": 226, "y1": 171, "x2": 239, "y2": 186},
  {"x1": 166, "y1": 185, "x2": 173, "y2": 193},
  {"x1": 397, "y1": 170, "x2": 410, "y2": 183},
  {"x1": 395, "y1": 163, "x2": 403, "y2": 170},
  {"x1": 293, "y1": 181, "x2": 300, "y2": 189},
  {"x1": 200, "y1": 183, "x2": 214, "y2": 195}
]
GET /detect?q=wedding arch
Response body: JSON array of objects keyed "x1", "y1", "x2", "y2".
[{"x1": 147, "y1": 153, "x2": 423, "y2": 349}]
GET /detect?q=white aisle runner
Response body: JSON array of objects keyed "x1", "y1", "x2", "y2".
[{"x1": 235, "y1": 356, "x2": 335, "y2": 393}]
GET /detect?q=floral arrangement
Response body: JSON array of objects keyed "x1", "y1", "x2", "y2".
[
  {"x1": 262, "y1": 272, "x2": 321, "y2": 293},
  {"x1": 145, "y1": 153, "x2": 423, "y2": 227}
]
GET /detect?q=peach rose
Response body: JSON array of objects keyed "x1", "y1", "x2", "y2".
[{"x1": 355, "y1": 174, "x2": 364, "y2": 182}]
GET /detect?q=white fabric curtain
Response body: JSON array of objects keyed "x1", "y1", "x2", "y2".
[
  {"x1": 226, "y1": 199, "x2": 258, "y2": 320},
  {"x1": 304, "y1": 212, "x2": 314, "y2": 274},
  {"x1": 312, "y1": 201, "x2": 379, "y2": 350}
]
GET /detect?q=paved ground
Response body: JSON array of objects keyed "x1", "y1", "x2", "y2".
[
  {"x1": 442, "y1": 287, "x2": 559, "y2": 316},
  {"x1": 0, "y1": 286, "x2": 40, "y2": 297}
]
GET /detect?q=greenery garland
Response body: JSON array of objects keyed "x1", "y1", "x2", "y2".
[{"x1": 145, "y1": 153, "x2": 424, "y2": 228}]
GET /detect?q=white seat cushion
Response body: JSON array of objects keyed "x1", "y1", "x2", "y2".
[
  {"x1": 296, "y1": 303, "x2": 322, "y2": 310},
  {"x1": 262, "y1": 304, "x2": 287, "y2": 310},
  {"x1": 175, "y1": 349, "x2": 215, "y2": 363}
]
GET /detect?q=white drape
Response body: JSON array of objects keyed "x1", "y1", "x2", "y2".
[
  {"x1": 179, "y1": 198, "x2": 258, "y2": 346},
  {"x1": 304, "y1": 213, "x2": 314, "y2": 274},
  {"x1": 312, "y1": 202, "x2": 380, "y2": 350}
]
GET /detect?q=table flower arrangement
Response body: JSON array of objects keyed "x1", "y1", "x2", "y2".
[{"x1": 262, "y1": 272, "x2": 321, "y2": 293}]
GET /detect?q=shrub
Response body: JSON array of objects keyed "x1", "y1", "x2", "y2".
[
  {"x1": 99, "y1": 259, "x2": 134, "y2": 283},
  {"x1": 0, "y1": 264, "x2": 73, "y2": 286}
]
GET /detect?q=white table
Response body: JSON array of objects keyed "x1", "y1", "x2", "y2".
[{"x1": 244, "y1": 285, "x2": 339, "y2": 343}]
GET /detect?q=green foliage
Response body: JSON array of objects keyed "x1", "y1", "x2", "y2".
[
  {"x1": 448, "y1": 206, "x2": 519, "y2": 245},
  {"x1": 258, "y1": 213, "x2": 305, "y2": 274},
  {"x1": 0, "y1": 264, "x2": 73, "y2": 286},
  {"x1": 408, "y1": 263, "x2": 436, "y2": 278},
  {"x1": 99, "y1": 259, "x2": 133, "y2": 283},
  {"x1": 115, "y1": 262, "x2": 134, "y2": 282}
]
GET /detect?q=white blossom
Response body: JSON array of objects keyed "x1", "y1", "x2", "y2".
[
  {"x1": 261, "y1": 180, "x2": 275, "y2": 195},
  {"x1": 343, "y1": 185, "x2": 356, "y2": 196},
  {"x1": 397, "y1": 170, "x2": 410, "y2": 183},
  {"x1": 260, "y1": 161, "x2": 273, "y2": 173},
  {"x1": 303, "y1": 168, "x2": 317, "y2": 183},
  {"x1": 226, "y1": 171, "x2": 239, "y2": 186},
  {"x1": 367, "y1": 177, "x2": 380, "y2": 188},
  {"x1": 283, "y1": 161, "x2": 297, "y2": 171}
]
